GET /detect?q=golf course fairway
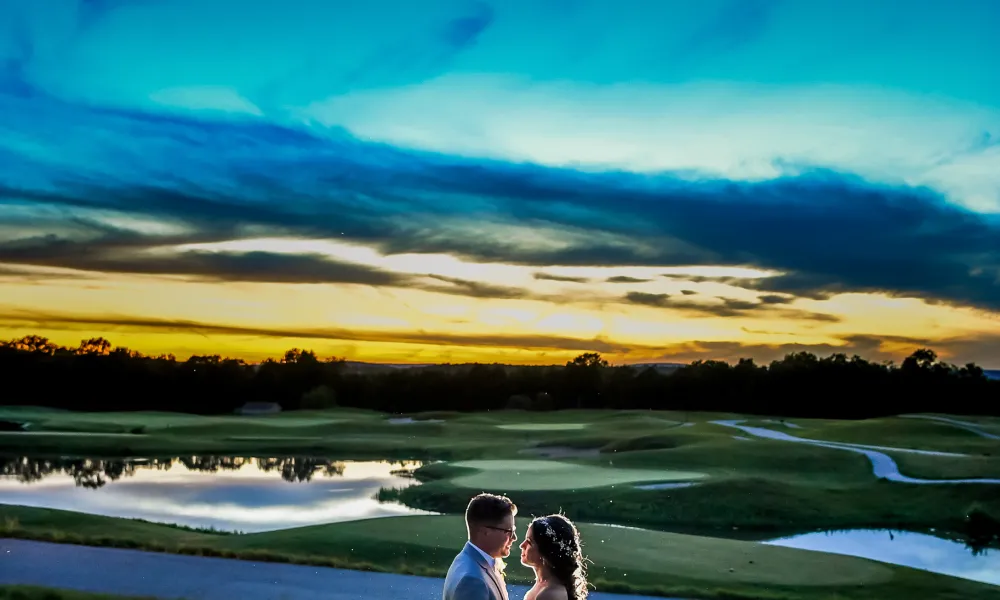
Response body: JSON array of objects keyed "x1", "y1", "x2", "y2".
[
  {"x1": 2, "y1": 406, "x2": 999, "y2": 544},
  {"x1": 496, "y1": 423, "x2": 589, "y2": 431},
  {"x1": 447, "y1": 459, "x2": 706, "y2": 490}
]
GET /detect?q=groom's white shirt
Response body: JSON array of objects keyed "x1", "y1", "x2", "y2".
[
  {"x1": 470, "y1": 542, "x2": 496, "y2": 570},
  {"x1": 442, "y1": 541, "x2": 507, "y2": 600}
]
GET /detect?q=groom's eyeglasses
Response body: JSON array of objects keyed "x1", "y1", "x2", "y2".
[{"x1": 485, "y1": 525, "x2": 517, "y2": 540}]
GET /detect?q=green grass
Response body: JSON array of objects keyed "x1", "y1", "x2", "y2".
[
  {"x1": 599, "y1": 431, "x2": 706, "y2": 452},
  {"x1": 916, "y1": 414, "x2": 1000, "y2": 430},
  {"x1": 2, "y1": 506, "x2": 997, "y2": 600},
  {"x1": 0, "y1": 587, "x2": 158, "y2": 600},
  {"x1": 445, "y1": 459, "x2": 705, "y2": 490},
  {"x1": 793, "y1": 418, "x2": 998, "y2": 455},
  {"x1": 891, "y1": 454, "x2": 1000, "y2": 480},
  {"x1": 3, "y1": 407, "x2": 376, "y2": 433},
  {"x1": 603, "y1": 439, "x2": 874, "y2": 485},
  {"x1": 495, "y1": 423, "x2": 588, "y2": 431},
  {"x1": 0, "y1": 408, "x2": 715, "y2": 459},
  {"x1": 2, "y1": 406, "x2": 1000, "y2": 545},
  {"x1": 385, "y1": 474, "x2": 1000, "y2": 541}
]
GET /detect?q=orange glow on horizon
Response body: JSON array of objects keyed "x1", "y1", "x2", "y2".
[{"x1": 1, "y1": 247, "x2": 999, "y2": 368}]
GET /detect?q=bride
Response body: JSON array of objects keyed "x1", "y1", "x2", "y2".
[{"x1": 518, "y1": 514, "x2": 589, "y2": 600}]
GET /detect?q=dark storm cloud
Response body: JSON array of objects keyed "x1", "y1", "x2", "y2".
[
  {"x1": 0, "y1": 234, "x2": 409, "y2": 286},
  {"x1": 0, "y1": 232, "x2": 559, "y2": 302},
  {"x1": 3, "y1": 93, "x2": 999, "y2": 312}
]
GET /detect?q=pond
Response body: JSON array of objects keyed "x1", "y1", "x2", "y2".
[
  {"x1": 0, "y1": 455, "x2": 435, "y2": 532},
  {"x1": 765, "y1": 529, "x2": 1000, "y2": 586}
]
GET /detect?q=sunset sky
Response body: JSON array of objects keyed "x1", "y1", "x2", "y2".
[{"x1": 2, "y1": 0, "x2": 1000, "y2": 366}]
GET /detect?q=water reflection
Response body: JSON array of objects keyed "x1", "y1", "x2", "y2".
[
  {"x1": 764, "y1": 529, "x2": 1000, "y2": 586},
  {"x1": 0, "y1": 456, "x2": 356, "y2": 488},
  {"x1": 0, "y1": 456, "x2": 432, "y2": 532}
]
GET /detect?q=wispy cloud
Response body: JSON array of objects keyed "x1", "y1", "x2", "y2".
[
  {"x1": 0, "y1": 310, "x2": 632, "y2": 354},
  {"x1": 623, "y1": 292, "x2": 840, "y2": 322},
  {"x1": 420, "y1": 274, "x2": 536, "y2": 300},
  {"x1": 533, "y1": 272, "x2": 591, "y2": 284}
]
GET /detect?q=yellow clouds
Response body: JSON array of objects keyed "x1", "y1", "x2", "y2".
[{"x1": 1, "y1": 237, "x2": 999, "y2": 366}]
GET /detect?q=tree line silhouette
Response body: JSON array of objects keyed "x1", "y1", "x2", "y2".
[{"x1": 1, "y1": 335, "x2": 997, "y2": 418}]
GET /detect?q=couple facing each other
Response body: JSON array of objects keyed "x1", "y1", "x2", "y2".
[{"x1": 443, "y1": 492, "x2": 588, "y2": 600}]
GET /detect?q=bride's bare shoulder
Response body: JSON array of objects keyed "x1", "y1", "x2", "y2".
[{"x1": 536, "y1": 585, "x2": 569, "y2": 600}]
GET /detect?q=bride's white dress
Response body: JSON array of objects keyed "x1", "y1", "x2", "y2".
[
  {"x1": 522, "y1": 581, "x2": 567, "y2": 600},
  {"x1": 523, "y1": 582, "x2": 543, "y2": 600}
]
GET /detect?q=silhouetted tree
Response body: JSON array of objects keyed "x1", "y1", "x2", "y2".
[
  {"x1": 301, "y1": 385, "x2": 337, "y2": 409},
  {"x1": 76, "y1": 337, "x2": 112, "y2": 356},
  {"x1": 5, "y1": 335, "x2": 59, "y2": 354},
  {"x1": 1, "y1": 338, "x2": 997, "y2": 418}
]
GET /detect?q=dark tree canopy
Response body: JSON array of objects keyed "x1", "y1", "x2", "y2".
[{"x1": 0, "y1": 335, "x2": 996, "y2": 418}]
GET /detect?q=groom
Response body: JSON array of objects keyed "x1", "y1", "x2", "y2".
[{"x1": 443, "y1": 493, "x2": 517, "y2": 600}]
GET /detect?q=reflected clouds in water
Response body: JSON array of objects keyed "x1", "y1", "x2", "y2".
[
  {"x1": 765, "y1": 529, "x2": 1000, "y2": 586},
  {"x1": 0, "y1": 456, "x2": 433, "y2": 532}
]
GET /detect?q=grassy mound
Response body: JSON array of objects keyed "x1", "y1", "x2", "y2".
[
  {"x1": 891, "y1": 454, "x2": 1000, "y2": 480},
  {"x1": 796, "y1": 418, "x2": 997, "y2": 454},
  {"x1": 385, "y1": 473, "x2": 1000, "y2": 543},
  {"x1": 495, "y1": 423, "x2": 588, "y2": 431},
  {"x1": 605, "y1": 440, "x2": 873, "y2": 485},
  {"x1": 447, "y1": 459, "x2": 705, "y2": 490}
]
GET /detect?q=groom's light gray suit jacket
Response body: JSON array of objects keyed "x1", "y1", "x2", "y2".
[{"x1": 442, "y1": 542, "x2": 508, "y2": 600}]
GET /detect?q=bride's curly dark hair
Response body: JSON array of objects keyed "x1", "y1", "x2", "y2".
[{"x1": 529, "y1": 514, "x2": 589, "y2": 600}]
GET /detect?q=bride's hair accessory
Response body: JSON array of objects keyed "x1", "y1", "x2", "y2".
[
  {"x1": 538, "y1": 516, "x2": 574, "y2": 557},
  {"x1": 531, "y1": 514, "x2": 589, "y2": 600}
]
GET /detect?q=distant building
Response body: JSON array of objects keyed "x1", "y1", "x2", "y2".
[{"x1": 235, "y1": 402, "x2": 282, "y2": 416}]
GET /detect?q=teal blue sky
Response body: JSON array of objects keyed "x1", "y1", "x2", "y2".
[{"x1": 1, "y1": 0, "x2": 1000, "y2": 365}]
